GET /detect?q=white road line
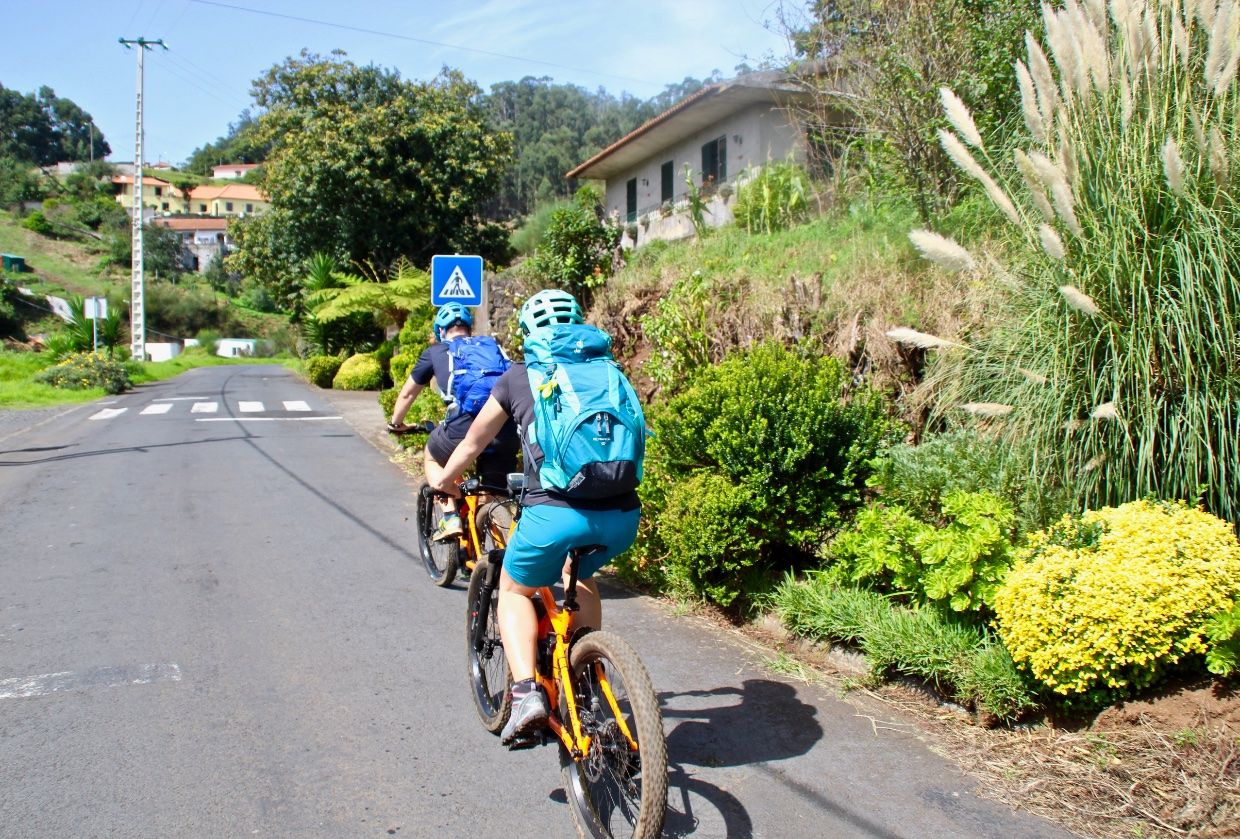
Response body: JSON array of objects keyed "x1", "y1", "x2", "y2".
[
  {"x1": 283, "y1": 400, "x2": 311, "y2": 412},
  {"x1": 88, "y1": 408, "x2": 127, "y2": 420},
  {"x1": 154, "y1": 397, "x2": 211, "y2": 401},
  {"x1": 196, "y1": 416, "x2": 343, "y2": 423},
  {"x1": 238, "y1": 401, "x2": 264, "y2": 413},
  {"x1": 139, "y1": 403, "x2": 173, "y2": 415},
  {"x1": 190, "y1": 402, "x2": 218, "y2": 413},
  {"x1": 0, "y1": 663, "x2": 182, "y2": 699}
]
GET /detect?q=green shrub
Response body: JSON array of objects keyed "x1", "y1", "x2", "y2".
[
  {"x1": 21, "y1": 210, "x2": 53, "y2": 236},
  {"x1": 732, "y1": 161, "x2": 812, "y2": 234},
  {"x1": 994, "y1": 500, "x2": 1240, "y2": 706},
  {"x1": 512, "y1": 199, "x2": 572, "y2": 256},
  {"x1": 333, "y1": 353, "x2": 382, "y2": 390},
  {"x1": 830, "y1": 490, "x2": 1018, "y2": 613},
  {"x1": 304, "y1": 355, "x2": 344, "y2": 388},
  {"x1": 1204, "y1": 602, "x2": 1240, "y2": 679},
  {"x1": 389, "y1": 351, "x2": 416, "y2": 384},
  {"x1": 527, "y1": 186, "x2": 621, "y2": 299},
  {"x1": 869, "y1": 430, "x2": 1063, "y2": 529},
  {"x1": 656, "y1": 472, "x2": 764, "y2": 607},
  {"x1": 637, "y1": 343, "x2": 898, "y2": 608},
  {"x1": 33, "y1": 351, "x2": 130, "y2": 394},
  {"x1": 772, "y1": 572, "x2": 1037, "y2": 721}
]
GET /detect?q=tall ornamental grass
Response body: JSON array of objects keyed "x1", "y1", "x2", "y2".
[{"x1": 893, "y1": 0, "x2": 1240, "y2": 521}]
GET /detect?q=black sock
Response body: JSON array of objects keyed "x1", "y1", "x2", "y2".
[{"x1": 511, "y1": 678, "x2": 537, "y2": 699}]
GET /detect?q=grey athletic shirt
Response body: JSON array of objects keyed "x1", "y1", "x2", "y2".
[{"x1": 490, "y1": 364, "x2": 640, "y2": 512}]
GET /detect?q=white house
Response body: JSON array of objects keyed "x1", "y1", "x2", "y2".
[
  {"x1": 566, "y1": 71, "x2": 818, "y2": 247},
  {"x1": 211, "y1": 163, "x2": 260, "y2": 180}
]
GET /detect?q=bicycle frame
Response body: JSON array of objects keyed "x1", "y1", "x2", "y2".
[
  {"x1": 455, "y1": 481, "x2": 517, "y2": 573},
  {"x1": 534, "y1": 559, "x2": 640, "y2": 762}
]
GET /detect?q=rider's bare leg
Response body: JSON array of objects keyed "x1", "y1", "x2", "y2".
[{"x1": 423, "y1": 449, "x2": 456, "y2": 515}]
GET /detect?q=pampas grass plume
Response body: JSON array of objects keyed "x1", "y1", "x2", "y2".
[
  {"x1": 908, "y1": 229, "x2": 977, "y2": 272},
  {"x1": 940, "y1": 87, "x2": 984, "y2": 148},
  {"x1": 885, "y1": 327, "x2": 961, "y2": 350},
  {"x1": 962, "y1": 402, "x2": 1014, "y2": 418},
  {"x1": 1039, "y1": 224, "x2": 1066, "y2": 260},
  {"x1": 1162, "y1": 137, "x2": 1186, "y2": 195},
  {"x1": 1059, "y1": 284, "x2": 1101, "y2": 316},
  {"x1": 1016, "y1": 62, "x2": 1046, "y2": 142},
  {"x1": 1208, "y1": 127, "x2": 1230, "y2": 183},
  {"x1": 1091, "y1": 401, "x2": 1121, "y2": 420}
]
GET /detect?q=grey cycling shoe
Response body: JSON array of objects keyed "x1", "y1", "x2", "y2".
[{"x1": 501, "y1": 685, "x2": 549, "y2": 746}]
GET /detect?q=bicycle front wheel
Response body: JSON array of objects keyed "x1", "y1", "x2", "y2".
[
  {"x1": 414, "y1": 482, "x2": 458, "y2": 587},
  {"x1": 465, "y1": 559, "x2": 511, "y2": 733},
  {"x1": 560, "y1": 631, "x2": 667, "y2": 839}
]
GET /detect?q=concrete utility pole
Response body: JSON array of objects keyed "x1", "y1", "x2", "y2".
[{"x1": 118, "y1": 36, "x2": 167, "y2": 362}]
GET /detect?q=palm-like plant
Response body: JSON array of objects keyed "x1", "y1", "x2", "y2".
[{"x1": 894, "y1": 0, "x2": 1240, "y2": 522}]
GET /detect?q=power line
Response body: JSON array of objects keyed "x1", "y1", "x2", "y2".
[{"x1": 187, "y1": 0, "x2": 664, "y2": 89}]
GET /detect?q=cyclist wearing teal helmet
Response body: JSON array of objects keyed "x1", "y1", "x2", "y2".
[
  {"x1": 390, "y1": 302, "x2": 519, "y2": 540},
  {"x1": 432, "y1": 288, "x2": 642, "y2": 745}
]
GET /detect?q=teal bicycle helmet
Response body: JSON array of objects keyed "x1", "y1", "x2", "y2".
[
  {"x1": 518, "y1": 289, "x2": 584, "y2": 335},
  {"x1": 433, "y1": 302, "x2": 474, "y2": 341}
]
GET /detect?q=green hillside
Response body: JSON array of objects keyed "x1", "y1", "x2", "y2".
[{"x1": 0, "y1": 210, "x2": 124, "y2": 297}]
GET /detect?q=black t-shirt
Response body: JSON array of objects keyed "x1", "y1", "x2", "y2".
[
  {"x1": 491, "y1": 363, "x2": 640, "y2": 512},
  {"x1": 410, "y1": 342, "x2": 451, "y2": 399}
]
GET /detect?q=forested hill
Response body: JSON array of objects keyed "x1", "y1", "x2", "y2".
[{"x1": 186, "y1": 73, "x2": 731, "y2": 219}]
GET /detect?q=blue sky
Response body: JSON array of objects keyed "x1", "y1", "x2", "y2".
[{"x1": 3, "y1": 0, "x2": 791, "y2": 166}]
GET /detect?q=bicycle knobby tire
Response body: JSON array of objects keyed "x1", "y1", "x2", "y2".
[
  {"x1": 560, "y1": 631, "x2": 667, "y2": 839},
  {"x1": 465, "y1": 559, "x2": 511, "y2": 733},
  {"x1": 414, "y1": 482, "x2": 458, "y2": 587}
]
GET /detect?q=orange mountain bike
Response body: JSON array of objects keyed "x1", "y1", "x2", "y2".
[
  {"x1": 465, "y1": 478, "x2": 668, "y2": 839},
  {"x1": 390, "y1": 422, "x2": 517, "y2": 588}
]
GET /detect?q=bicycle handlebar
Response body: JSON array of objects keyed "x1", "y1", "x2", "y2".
[{"x1": 386, "y1": 419, "x2": 436, "y2": 435}]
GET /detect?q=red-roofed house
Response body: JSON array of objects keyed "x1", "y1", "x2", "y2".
[
  {"x1": 187, "y1": 183, "x2": 270, "y2": 217},
  {"x1": 112, "y1": 174, "x2": 189, "y2": 214},
  {"x1": 151, "y1": 216, "x2": 232, "y2": 273},
  {"x1": 566, "y1": 71, "x2": 819, "y2": 247}
]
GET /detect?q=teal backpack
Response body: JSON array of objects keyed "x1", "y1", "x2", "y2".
[{"x1": 523, "y1": 323, "x2": 647, "y2": 499}]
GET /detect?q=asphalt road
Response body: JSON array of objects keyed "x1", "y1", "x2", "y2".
[{"x1": 0, "y1": 365, "x2": 1078, "y2": 839}]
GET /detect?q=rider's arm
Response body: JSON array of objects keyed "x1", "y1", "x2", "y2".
[
  {"x1": 389, "y1": 378, "x2": 425, "y2": 426},
  {"x1": 430, "y1": 396, "x2": 510, "y2": 496}
]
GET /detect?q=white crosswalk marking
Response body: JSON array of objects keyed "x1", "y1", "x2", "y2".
[
  {"x1": 190, "y1": 402, "x2": 218, "y2": 413},
  {"x1": 283, "y1": 401, "x2": 311, "y2": 412},
  {"x1": 238, "y1": 401, "x2": 264, "y2": 413},
  {"x1": 88, "y1": 408, "x2": 127, "y2": 421},
  {"x1": 140, "y1": 403, "x2": 173, "y2": 415}
]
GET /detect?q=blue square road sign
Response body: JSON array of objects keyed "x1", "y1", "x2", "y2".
[{"x1": 431, "y1": 254, "x2": 484, "y2": 306}]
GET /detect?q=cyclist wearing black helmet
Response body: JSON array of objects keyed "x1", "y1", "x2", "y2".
[
  {"x1": 431, "y1": 289, "x2": 642, "y2": 745},
  {"x1": 389, "y1": 302, "x2": 519, "y2": 541}
]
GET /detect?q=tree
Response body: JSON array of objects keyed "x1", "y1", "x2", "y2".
[
  {"x1": 0, "y1": 84, "x2": 109, "y2": 165},
  {"x1": 228, "y1": 51, "x2": 513, "y2": 302},
  {"x1": 787, "y1": 0, "x2": 1039, "y2": 221},
  {"x1": 183, "y1": 110, "x2": 271, "y2": 174}
]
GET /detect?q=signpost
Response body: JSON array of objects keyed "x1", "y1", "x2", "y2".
[
  {"x1": 430, "y1": 254, "x2": 484, "y2": 307},
  {"x1": 84, "y1": 296, "x2": 107, "y2": 352}
]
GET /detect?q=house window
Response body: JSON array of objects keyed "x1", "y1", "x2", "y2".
[
  {"x1": 701, "y1": 136, "x2": 727, "y2": 187},
  {"x1": 661, "y1": 160, "x2": 674, "y2": 204},
  {"x1": 625, "y1": 177, "x2": 637, "y2": 223},
  {"x1": 225, "y1": 202, "x2": 234, "y2": 212},
  {"x1": 153, "y1": 186, "x2": 163, "y2": 197},
  {"x1": 161, "y1": 202, "x2": 169, "y2": 211},
  {"x1": 198, "y1": 204, "x2": 206, "y2": 213},
  {"x1": 245, "y1": 203, "x2": 253, "y2": 213}
]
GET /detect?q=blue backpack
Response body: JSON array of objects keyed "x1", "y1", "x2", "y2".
[
  {"x1": 446, "y1": 336, "x2": 511, "y2": 416},
  {"x1": 523, "y1": 323, "x2": 647, "y2": 499}
]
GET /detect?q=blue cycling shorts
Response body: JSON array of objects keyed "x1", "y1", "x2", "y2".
[{"x1": 502, "y1": 503, "x2": 640, "y2": 588}]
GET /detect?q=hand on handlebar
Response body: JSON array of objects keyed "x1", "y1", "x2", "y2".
[
  {"x1": 429, "y1": 474, "x2": 462, "y2": 498},
  {"x1": 387, "y1": 419, "x2": 435, "y2": 434}
]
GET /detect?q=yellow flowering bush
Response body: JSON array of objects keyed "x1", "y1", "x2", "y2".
[{"x1": 993, "y1": 500, "x2": 1240, "y2": 704}]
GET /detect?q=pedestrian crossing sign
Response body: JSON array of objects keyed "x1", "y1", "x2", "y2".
[{"x1": 431, "y1": 254, "x2": 484, "y2": 306}]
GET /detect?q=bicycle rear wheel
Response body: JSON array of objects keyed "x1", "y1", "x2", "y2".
[
  {"x1": 476, "y1": 498, "x2": 517, "y2": 552},
  {"x1": 414, "y1": 482, "x2": 458, "y2": 587},
  {"x1": 465, "y1": 559, "x2": 511, "y2": 733},
  {"x1": 560, "y1": 631, "x2": 667, "y2": 839}
]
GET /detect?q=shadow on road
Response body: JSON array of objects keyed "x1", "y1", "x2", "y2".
[{"x1": 656, "y1": 680, "x2": 906, "y2": 839}]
